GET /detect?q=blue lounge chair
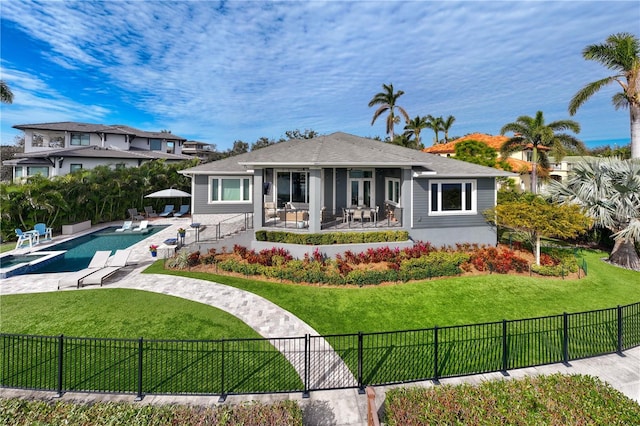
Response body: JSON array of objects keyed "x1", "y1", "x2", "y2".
[
  {"x1": 159, "y1": 205, "x2": 174, "y2": 217},
  {"x1": 173, "y1": 204, "x2": 190, "y2": 217}
]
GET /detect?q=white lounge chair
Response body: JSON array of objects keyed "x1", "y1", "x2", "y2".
[
  {"x1": 57, "y1": 251, "x2": 112, "y2": 289},
  {"x1": 133, "y1": 220, "x2": 148, "y2": 231},
  {"x1": 115, "y1": 221, "x2": 133, "y2": 232},
  {"x1": 79, "y1": 249, "x2": 132, "y2": 287}
]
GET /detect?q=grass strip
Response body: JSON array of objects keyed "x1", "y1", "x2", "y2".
[
  {"x1": 384, "y1": 373, "x2": 640, "y2": 425},
  {"x1": 0, "y1": 397, "x2": 303, "y2": 426}
]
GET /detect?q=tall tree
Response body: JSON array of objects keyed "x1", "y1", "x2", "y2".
[
  {"x1": 569, "y1": 32, "x2": 640, "y2": 159},
  {"x1": 1, "y1": 80, "x2": 13, "y2": 104},
  {"x1": 425, "y1": 115, "x2": 444, "y2": 145},
  {"x1": 500, "y1": 111, "x2": 584, "y2": 194},
  {"x1": 368, "y1": 83, "x2": 410, "y2": 141},
  {"x1": 548, "y1": 157, "x2": 640, "y2": 270},
  {"x1": 441, "y1": 115, "x2": 456, "y2": 142},
  {"x1": 403, "y1": 115, "x2": 428, "y2": 149}
]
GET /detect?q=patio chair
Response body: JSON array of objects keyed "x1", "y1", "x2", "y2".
[
  {"x1": 128, "y1": 208, "x2": 145, "y2": 221},
  {"x1": 144, "y1": 206, "x2": 158, "y2": 218},
  {"x1": 115, "y1": 221, "x2": 133, "y2": 232},
  {"x1": 352, "y1": 208, "x2": 364, "y2": 224},
  {"x1": 173, "y1": 204, "x2": 190, "y2": 218},
  {"x1": 342, "y1": 208, "x2": 349, "y2": 224},
  {"x1": 33, "y1": 223, "x2": 53, "y2": 241},
  {"x1": 79, "y1": 249, "x2": 132, "y2": 287},
  {"x1": 133, "y1": 220, "x2": 149, "y2": 231},
  {"x1": 362, "y1": 208, "x2": 372, "y2": 223},
  {"x1": 57, "y1": 250, "x2": 112, "y2": 289},
  {"x1": 15, "y1": 228, "x2": 36, "y2": 249},
  {"x1": 159, "y1": 205, "x2": 174, "y2": 217}
]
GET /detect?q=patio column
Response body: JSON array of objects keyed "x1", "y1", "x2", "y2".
[
  {"x1": 308, "y1": 168, "x2": 322, "y2": 233},
  {"x1": 253, "y1": 169, "x2": 265, "y2": 230},
  {"x1": 401, "y1": 168, "x2": 412, "y2": 226}
]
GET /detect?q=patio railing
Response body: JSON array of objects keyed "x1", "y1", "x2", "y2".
[{"x1": 2, "y1": 302, "x2": 638, "y2": 399}]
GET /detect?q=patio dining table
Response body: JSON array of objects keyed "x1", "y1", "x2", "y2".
[{"x1": 345, "y1": 207, "x2": 378, "y2": 225}]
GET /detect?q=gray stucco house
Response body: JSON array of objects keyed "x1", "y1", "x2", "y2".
[{"x1": 179, "y1": 132, "x2": 513, "y2": 247}]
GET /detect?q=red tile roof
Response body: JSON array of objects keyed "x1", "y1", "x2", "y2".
[{"x1": 423, "y1": 133, "x2": 508, "y2": 154}]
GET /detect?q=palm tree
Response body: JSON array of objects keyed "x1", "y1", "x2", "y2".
[
  {"x1": 403, "y1": 115, "x2": 428, "y2": 149},
  {"x1": 441, "y1": 115, "x2": 456, "y2": 142},
  {"x1": 500, "y1": 111, "x2": 584, "y2": 194},
  {"x1": 425, "y1": 115, "x2": 444, "y2": 145},
  {"x1": 368, "y1": 83, "x2": 410, "y2": 140},
  {"x1": 569, "y1": 33, "x2": 640, "y2": 159},
  {"x1": 1, "y1": 80, "x2": 13, "y2": 104},
  {"x1": 548, "y1": 157, "x2": 640, "y2": 270}
]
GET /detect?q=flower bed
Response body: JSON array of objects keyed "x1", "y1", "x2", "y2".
[{"x1": 165, "y1": 242, "x2": 581, "y2": 286}]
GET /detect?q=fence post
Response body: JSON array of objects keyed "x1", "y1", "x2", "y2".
[
  {"x1": 218, "y1": 340, "x2": 226, "y2": 402},
  {"x1": 135, "y1": 337, "x2": 143, "y2": 401},
  {"x1": 303, "y1": 334, "x2": 310, "y2": 398},
  {"x1": 358, "y1": 332, "x2": 365, "y2": 394},
  {"x1": 56, "y1": 334, "x2": 64, "y2": 397},
  {"x1": 502, "y1": 320, "x2": 508, "y2": 372},
  {"x1": 562, "y1": 312, "x2": 569, "y2": 364},
  {"x1": 617, "y1": 305, "x2": 623, "y2": 354},
  {"x1": 433, "y1": 326, "x2": 439, "y2": 382}
]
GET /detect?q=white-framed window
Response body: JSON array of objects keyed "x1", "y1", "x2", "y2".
[
  {"x1": 429, "y1": 180, "x2": 476, "y2": 215},
  {"x1": 70, "y1": 133, "x2": 90, "y2": 146},
  {"x1": 70, "y1": 164, "x2": 83, "y2": 173},
  {"x1": 209, "y1": 176, "x2": 252, "y2": 203},
  {"x1": 385, "y1": 177, "x2": 400, "y2": 204}
]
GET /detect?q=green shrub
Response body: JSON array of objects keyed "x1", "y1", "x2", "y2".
[
  {"x1": 399, "y1": 252, "x2": 470, "y2": 281},
  {"x1": 257, "y1": 230, "x2": 408, "y2": 245}
]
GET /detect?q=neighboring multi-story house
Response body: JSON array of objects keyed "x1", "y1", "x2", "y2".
[
  {"x1": 424, "y1": 133, "x2": 545, "y2": 191},
  {"x1": 182, "y1": 140, "x2": 218, "y2": 162},
  {"x1": 4, "y1": 122, "x2": 192, "y2": 179}
]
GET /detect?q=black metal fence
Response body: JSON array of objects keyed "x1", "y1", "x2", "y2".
[{"x1": 2, "y1": 302, "x2": 639, "y2": 399}]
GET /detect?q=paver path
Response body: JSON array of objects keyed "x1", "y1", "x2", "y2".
[{"x1": 1, "y1": 264, "x2": 356, "y2": 389}]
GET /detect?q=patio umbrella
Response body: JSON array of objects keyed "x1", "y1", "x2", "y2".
[{"x1": 145, "y1": 188, "x2": 191, "y2": 198}]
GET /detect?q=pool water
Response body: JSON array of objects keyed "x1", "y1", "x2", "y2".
[
  {"x1": 29, "y1": 225, "x2": 167, "y2": 273},
  {"x1": 0, "y1": 254, "x2": 48, "y2": 269}
]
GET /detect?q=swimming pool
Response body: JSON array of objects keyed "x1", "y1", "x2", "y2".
[{"x1": 23, "y1": 225, "x2": 167, "y2": 274}]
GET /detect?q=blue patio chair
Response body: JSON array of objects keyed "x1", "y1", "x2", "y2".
[
  {"x1": 159, "y1": 205, "x2": 174, "y2": 217},
  {"x1": 15, "y1": 228, "x2": 36, "y2": 249},
  {"x1": 33, "y1": 223, "x2": 53, "y2": 241},
  {"x1": 173, "y1": 204, "x2": 190, "y2": 217}
]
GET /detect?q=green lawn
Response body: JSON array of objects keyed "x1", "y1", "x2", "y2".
[
  {"x1": 0, "y1": 242, "x2": 14, "y2": 254},
  {"x1": 144, "y1": 250, "x2": 640, "y2": 335},
  {"x1": 0, "y1": 289, "x2": 262, "y2": 339}
]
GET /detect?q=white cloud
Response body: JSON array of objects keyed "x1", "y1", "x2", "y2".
[{"x1": 1, "y1": 1, "x2": 637, "y2": 147}]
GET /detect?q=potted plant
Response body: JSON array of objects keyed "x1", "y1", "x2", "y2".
[
  {"x1": 177, "y1": 228, "x2": 186, "y2": 238},
  {"x1": 149, "y1": 244, "x2": 159, "y2": 257}
]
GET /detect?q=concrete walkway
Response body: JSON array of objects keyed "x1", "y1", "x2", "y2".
[{"x1": 1, "y1": 221, "x2": 639, "y2": 425}]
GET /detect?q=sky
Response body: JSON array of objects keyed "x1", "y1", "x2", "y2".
[{"x1": 1, "y1": 1, "x2": 638, "y2": 151}]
